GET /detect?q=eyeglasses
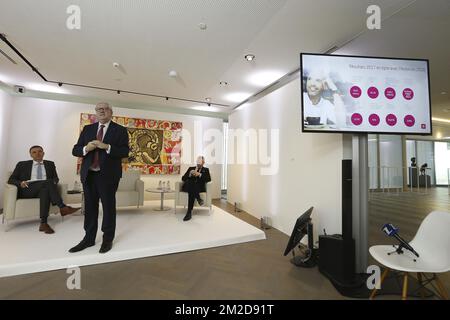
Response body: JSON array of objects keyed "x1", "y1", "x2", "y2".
[{"x1": 95, "y1": 107, "x2": 110, "y2": 112}]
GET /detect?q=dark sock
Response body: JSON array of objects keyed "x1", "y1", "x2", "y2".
[{"x1": 41, "y1": 219, "x2": 47, "y2": 224}]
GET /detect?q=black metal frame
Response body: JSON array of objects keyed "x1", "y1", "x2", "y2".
[
  {"x1": 0, "y1": 33, "x2": 230, "y2": 108},
  {"x1": 300, "y1": 52, "x2": 433, "y2": 136}
]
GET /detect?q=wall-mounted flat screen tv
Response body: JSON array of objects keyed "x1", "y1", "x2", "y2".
[{"x1": 301, "y1": 53, "x2": 432, "y2": 135}]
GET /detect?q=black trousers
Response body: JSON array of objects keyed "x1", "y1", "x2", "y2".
[
  {"x1": 183, "y1": 181, "x2": 202, "y2": 213},
  {"x1": 82, "y1": 171, "x2": 119, "y2": 243},
  {"x1": 18, "y1": 180, "x2": 63, "y2": 223}
]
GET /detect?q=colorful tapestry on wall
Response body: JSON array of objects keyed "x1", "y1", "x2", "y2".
[{"x1": 78, "y1": 113, "x2": 182, "y2": 174}]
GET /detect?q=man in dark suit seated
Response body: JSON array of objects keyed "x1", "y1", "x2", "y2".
[
  {"x1": 8, "y1": 145, "x2": 80, "y2": 234},
  {"x1": 181, "y1": 156, "x2": 211, "y2": 221}
]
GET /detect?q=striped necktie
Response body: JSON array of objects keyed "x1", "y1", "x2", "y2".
[{"x1": 92, "y1": 124, "x2": 105, "y2": 169}]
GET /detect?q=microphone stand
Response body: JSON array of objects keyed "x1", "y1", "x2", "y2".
[{"x1": 387, "y1": 244, "x2": 418, "y2": 262}]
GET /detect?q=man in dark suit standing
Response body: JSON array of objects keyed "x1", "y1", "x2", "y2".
[
  {"x1": 70, "y1": 102, "x2": 129, "y2": 254},
  {"x1": 181, "y1": 156, "x2": 211, "y2": 221},
  {"x1": 8, "y1": 145, "x2": 79, "y2": 234}
]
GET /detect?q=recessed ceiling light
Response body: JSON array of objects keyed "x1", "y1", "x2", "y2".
[
  {"x1": 199, "y1": 23, "x2": 207, "y2": 30},
  {"x1": 219, "y1": 81, "x2": 228, "y2": 86},
  {"x1": 244, "y1": 54, "x2": 255, "y2": 61},
  {"x1": 169, "y1": 70, "x2": 177, "y2": 78},
  {"x1": 205, "y1": 97, "x2": 211, "y2": 102},
  {"x1": 441, "y1": 91, "x2": 447, "y2": 95}
]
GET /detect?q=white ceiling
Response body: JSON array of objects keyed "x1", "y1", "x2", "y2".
[{"x1": 0, "y1": 0, "x2": 449, "y2": 120}]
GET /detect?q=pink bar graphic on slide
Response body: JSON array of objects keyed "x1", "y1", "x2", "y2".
[
  {"x1": 385, "y1": 114, "x2": 397, "y2": 126},
  {"x1": 367, "y1": 87, "x2": 379, "y2": 99},
  {"x1": 403, "y1": 88, "x2": 414, "y2": 100},
  {"x1": 404, "y1": 115, "x2": 415, "y2": 127},
  {"x1": 351, "y1": 113, "x2": 363, "y2": 125},
  {"x1": 350, "y1": 86, "x2": 362, "y2": 98},
  {"x1": 384, "y1": 87, "x2": 396, "y2": 99},
  {"x1": 369, "y1": 114, "x2": 380, "y2": 126}
]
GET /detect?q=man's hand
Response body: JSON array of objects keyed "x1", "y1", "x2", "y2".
[
  {"x1": 97, "y1": 141, "x2": 110, "y2": 150},
  {"x1": 193, "y1": 171, "x2": 201, "y2": 177},
  {"x1": 92, "y1": 140, "x2": 110, "y2": 150},
  {"x1": 85, "y1": 141, "x2": 97, "y2": 152},
  {"x1": 20, "y1": 181, "x2": 29, "y2": 188}
]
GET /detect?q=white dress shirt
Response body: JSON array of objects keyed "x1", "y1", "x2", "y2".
[{"x1": 30, "y1": 161, "x2": 47, "y2": 181}]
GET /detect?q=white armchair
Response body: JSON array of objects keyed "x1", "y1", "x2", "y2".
[
  {"x1": 116, "y1": 170, "x2": 144, "y2": 208},
  {"x1": 2, "y1": 181, "x2": 68, "y2": 225},
  {"x1": 174, "y1": 181, "x2": 212, "y2": 214}
]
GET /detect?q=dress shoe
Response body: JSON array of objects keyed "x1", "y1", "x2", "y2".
[
  {"x1": 60, "y1": 206, "x2": 80, "y2": 216},
  {"x1": 99, "y1": 241, "x2": 113, "y2": 253},
  {"x1": 69, "y1": 240, "x2": 95, "y2": 253},
  {"x1": 197, "y1": 198, "x2": 204, "y2": 206},
  {"x1": 183, "y1": 212, "x2": 192, "y2": 221},
  {"x1": 39, "y1": 223, "x2": 55, "y2": 234}
]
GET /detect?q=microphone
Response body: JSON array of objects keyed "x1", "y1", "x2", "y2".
[{"x1": 382, "y1": 223, "x2": 419, "y2": 258}]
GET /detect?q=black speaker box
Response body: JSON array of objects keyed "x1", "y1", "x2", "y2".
[
  {"x1": 342, "y1": 159, "x2": 352, "y2": 241},
  {"x1": 318, "y1": 234, "x2": 355, "y2": 286}
]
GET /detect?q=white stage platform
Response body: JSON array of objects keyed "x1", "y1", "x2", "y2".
[{"x1": 0, "y1": 201, "x2": 265, "y2": 278}]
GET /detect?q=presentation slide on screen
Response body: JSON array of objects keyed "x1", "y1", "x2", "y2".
[{"x1": 301, "y1": 54, "x2": 431, "y2": 134}]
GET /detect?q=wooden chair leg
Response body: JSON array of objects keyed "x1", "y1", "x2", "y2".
[
  {"x1": 370, "y1": 268, "x2": 390, "y2": 299},
  {"x1": 402, "y1": 272, "x2": 409, "y2": 300},
  {"x1": 417, "y1": 273, "x2": 425, "y2": 299},
  {"x1": 434, "y1": 274, "x2": 449, "y2": 300}
]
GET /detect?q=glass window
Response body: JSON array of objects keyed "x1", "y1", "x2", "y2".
[
  {"x1": 379, "y1": 135, "x2": 403, "y2": 188},
  {"x1": 406, "y1": 140, "x2": 416, "y2": 185},
  {"x1": 417, "y1": 141, "x2": 435, "y2": 185},
  {"x1": 368, "y1": 134, "x2": 378, "y2": 189},
  {"x1": 435, "y1": 142, "x2": 450, "y2": 186},
  {"x1": 221, "y1": 122, "x2": 228, "y2": 191}
]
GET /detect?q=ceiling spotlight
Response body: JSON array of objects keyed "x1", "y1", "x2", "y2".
[
  {"x1": 113, "y1": 62, "x2": 120, "y2": 68},
  {"x1": 165, "y1": 97, "x2": 169, "y2": 101},
  {"x1": 117, "y1": 90, "x2": 121, "y2": 94},
  {"x1": 199, "y1": 23, "x2": 207, "y2": 30},
  {"x1": 205, "y1": 97, "x2": 211, "y2": 102},
  {"x1": 58, "y1": 82, "x2": 63, "y2": 87},
  {"x1": 207, "y1": 103, "x2": 211, "y2": 107},
  {"x1": 244, "y1": 54, "x2": 255, "y2": 61},
  {"x1": 441, "y1": 91, "x2": 447, "y2": 95},
  {"x1": 169, "y1": 70, "x2": 177, "y2": 78},
  {"x1": 219, "y1": 81, "x2": 228, "y2": 86}
]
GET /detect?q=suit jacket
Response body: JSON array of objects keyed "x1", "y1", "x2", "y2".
[
  {"x1": 72, "y1": 121, "x2": 130, "y2": 184},
  {"x1": 8, "y1": 160, "x2": 59, "y2": 187},
  {"x1": 181, "y1": 166, "x2": 211, "y2": 193}
]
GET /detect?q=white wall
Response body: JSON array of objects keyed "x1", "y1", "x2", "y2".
[
  {"x1": 227, "y1": 79, "x2": 343, "y2": 237},
  {"x1": 0, "y1": 89, "x2": 13, "y2": 208},
  {"x1": 4, "y1": 96, "x2": 223, "y2": 200}
]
